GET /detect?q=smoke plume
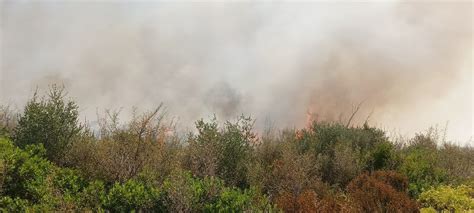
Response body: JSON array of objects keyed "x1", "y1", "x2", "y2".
[{"x1": 0, "y1": 2, "x2": 472, "y2": 142}]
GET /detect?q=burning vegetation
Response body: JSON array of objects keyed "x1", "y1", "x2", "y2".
[
  {"x1": 0, "y1": 1, "x2": 472, "y2": 212},
  {"x1": 0, "y1": 86, "x2": 472, "y2": 212}
]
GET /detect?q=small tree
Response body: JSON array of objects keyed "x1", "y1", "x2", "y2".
[{"x1": 13, "y1": 85, "x2": 82, "y2": 164}]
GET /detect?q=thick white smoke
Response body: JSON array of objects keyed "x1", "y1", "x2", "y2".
[{"x1": 0, "y1": 2, "x2": 472, "y2": 143}]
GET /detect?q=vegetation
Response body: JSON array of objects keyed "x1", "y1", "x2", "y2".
[{"x1": 0, "y1": 86, "x2": 473, "y2": 212}]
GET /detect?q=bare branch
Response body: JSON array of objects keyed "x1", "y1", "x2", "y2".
[{"x1": 346, "y1": 100, "x2": 365, "y2": 128}]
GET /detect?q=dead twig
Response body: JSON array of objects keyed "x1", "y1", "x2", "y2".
[{"x1": 346, "y1": 100, "x2": 365, "y2": 128}]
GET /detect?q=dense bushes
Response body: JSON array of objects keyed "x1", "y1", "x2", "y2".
[
  {"x1": 418, "y1": 184, "x2": 474, "y2": 212},
  {"x1": 1, "y1": 86, "x2": 473, "y2": 212},
  {"x1": 0, "y1": 137, "x2": 275, "y2": 212}
]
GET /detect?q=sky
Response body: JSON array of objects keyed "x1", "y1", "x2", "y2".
[{"x1": 0, "y1": 1, "x2": 472, "y2": 144}]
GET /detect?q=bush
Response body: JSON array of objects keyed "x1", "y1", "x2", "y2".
[
  {"x1": 0, "y1": 137, "x2": 99, "y2": 211},
  {"x1": 4, "y1": 86, "x2": 474, "y2": 212},
  {"x1": 13, "y1": 85, "x2": 83, "y2": 164},
  {"x1": 0, "y1": 105, "x2": 17, "y2": 138},
  {"x1": 418, "y1": 184, "x2": 474, "y2": 212},
  {"x1": 76, "y1": 180, "x2": 106, "y2": 211},
  {"x1": 206, "y1": 187, "x2": 277, "y2": 212},
  {"x1": 65, "y1": 106, "x2": 177, "y2": 183},
  {"x1": 162, "y1": 171, "x2": 223, "y2": 212},
  {"x1": 296, "y1": 121, "x2": 396, "y2": 186},
  {"x1": 438, "y1": 143, "x2": 474, "y2": 184},
  {"x1": 347, "y1": 171, "x2": 419, "y2": 212},
  {"x1": 161, "y1": 171, "x2": 276, "y2": 212},
  {"x1": 185, "y1": 116, "x2": 256, "y2": 188},
  {"x1": 400, "y1": 134, "x2": 446, "y2": 197},
  {"x1": 0, "y1": 138, "x2": 57, "y2": 208},
  {"x1": 104, "y1": 179, "x2": 163, "y2": 212}
]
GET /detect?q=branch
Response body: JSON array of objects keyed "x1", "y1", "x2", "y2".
[{"x1": 346, "y1": 100, "x2": 365, "y2": 128}]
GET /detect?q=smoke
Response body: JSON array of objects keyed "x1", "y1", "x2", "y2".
[{"x1": 0, "y1": 2, "x2": 472, "y2": 142}]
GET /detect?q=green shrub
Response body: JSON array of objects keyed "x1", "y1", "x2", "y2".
[
  {"x1": 76, "y1": 180, "x2": 106, "y2": 211},
  {"x1": 162, "y1": 171, "x2": 214, "y2": 212},
  {"x1": 104, "y1": 179, "x2": 163, "y2": 212},
  {"x1": 186, "y1": 116, "x2": 256, "y2": 188},
  {"x1": 13, "y1": 85, "x2": 83, "y2": 164},
  {"x1": 418, "y1": 184, "x2": 474, "y2": 212},
  {"x1": 297, "y1": 121, "x2": 396, "y2": 186},
  {"x1": 400, "y1": 134, "x2": 446, "y2": 197},
  {"x1": 211, "y1": 187, "x2": 278, "y2": 212},
  {"x1": 0, "y1": 138, "x2": 57, "y2": 207}
]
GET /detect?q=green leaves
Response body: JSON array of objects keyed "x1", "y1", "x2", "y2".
[
  {"x1": 187, "y1": 115, "x2": 255, "y2": 188},
  {"x1": 13, "y1": 85, "x2": 83, "y2": 164},
  {"x1": 418, "y1": 184, "x2": 474, "y2": 212},
  {"x1": 2, "y1": 85, "x2": 473, "y2": 212},
  {"x1": 399, "y1": 139, "x2": 447, "y2": 197},
  {"x1": 104, "y1": 179, "x2": 163, "y2": 212}
]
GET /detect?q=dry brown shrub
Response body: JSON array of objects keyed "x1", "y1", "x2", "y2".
[
  {"x1": 347, "y1": 171, "x2": 419, "y2": 213},
  {"x1": 275, "y1": 190, "x2": 319, "y2": 212},
  {"x1": 65, "y1": 106, "x2": 179, "y2": 183}
]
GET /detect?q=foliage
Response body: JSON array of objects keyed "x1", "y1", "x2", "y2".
[
  {"x1": 104, "y1": 179, "x2": 163, "y2": 212},
  {"x1": 399, "y1": 134, "x2": 447, "y2": 197},
  {"x1": 0, "y1": 105, "x2": 17, "y2": 138},
  {"x1": 0, "y1": 137, "x2": 275, "y2": 212},
  {"x1": 418, "y1": 184, "x2": 474, "y2": 212},
  {"x1": 13, "y1": 85, "x2": 83, "y2": 164},
  {"x1": 438, "y1": 143, "x2": 474, "y2": 184},
  {"x1": 0, "y1": 137, "x2": 57, "y2": 209},
  {"x1": 296, "y1": 121, "x2": 397, "y2": 187},
  {"x1": 185, "y1": 116, "x2": 256, "y2": 188},
  {"x1": 64, "y1": 106, "x2": 179, "y2": 183},
  {"x1": 2, "y1": 86, "x2": 474, "y2": 212},
  {"x1": 347, "y1": 171, "x2": 419, "y2": 212}
]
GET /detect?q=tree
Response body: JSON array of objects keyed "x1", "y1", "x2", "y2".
[{"x1": 13, "y1": 85, "x2": 82, "y2": 164}]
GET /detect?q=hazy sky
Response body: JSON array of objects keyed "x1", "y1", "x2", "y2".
[{"x1": 0, "y1": 1, "x2": 472, "y2": 144}]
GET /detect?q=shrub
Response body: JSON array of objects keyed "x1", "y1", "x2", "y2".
[
  {"x1": 185, "y1": 117, "x2": 221, "y2": 178},
  {"x1": 347, "y1": 171, "x2": 419, "y2": 212},
  {"x1": 400, "y1": 134, "x2": 446, "y2": 197},
  {"x1": 161, "y1": 171, "x2": 276, "y2": 212},
  {"x1": 185, "y1": 116, "x2": 256, "y2": 188},
  {"x1": 438, "y1": 143, "x2": 474, "y2": 184},
  {"x1": 0, "y1": 105, "x2": 17, "y2": 138},
  {"x1": 161, "y1": 171, "x2": 231, "y2": 212},
  {"x1": 0, "y1": 137, "x2": 100, "y2": 211},
  {"x1": 76, "y1": 180, "x2": 106, "y2": 211},
  {"x1": 66, "y1": 106, "x2": 177, "y2": 183},
  {"x1": 418, "y1": 184, "x2": 474, "y2": 212},
  {"x1": 206, "y1": 187, "x2": 277, "y2": 212},
  {"x1": 13, "y1": 85, "x2": 83, "y2": 164},
  {"x1": 0, "y1": 138, "x2": 57, "y2": 207},
  {"x1": 104, "y1": 179, "x2": 163, "y2": 212},
  {"x1": 296, "y1": 121, "x2": 396, "y2": 186}
]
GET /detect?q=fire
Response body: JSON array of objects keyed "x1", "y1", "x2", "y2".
[
  {"x1": 305, "y1": 107, "x2": 317, "y2": 128},
  {"x1": 295, "y1": 106, "x2": 318, "y2": 141}
]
